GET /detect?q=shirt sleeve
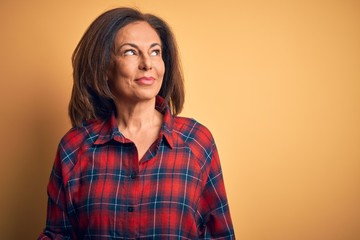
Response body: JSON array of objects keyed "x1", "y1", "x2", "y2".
[
  {"x1": 38, "y1": 148, "x2": 73, "y2": 239},
  {"x1": 198, "y1": 143, "x2": 235, "y2": 239}
]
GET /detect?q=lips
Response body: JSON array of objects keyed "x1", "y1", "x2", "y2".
[{"x1": 135, "y1": 76, "x2": 155, "y2": 85}]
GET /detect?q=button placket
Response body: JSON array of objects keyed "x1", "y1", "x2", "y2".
[{"x1": 128, "y1": 172, "x2": 136, "y2": 213}]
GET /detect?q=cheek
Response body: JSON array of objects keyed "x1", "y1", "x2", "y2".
[
  {"x1": 108, "y1": 65, "x2": 131, "y2": 90},
  {"x1": 115, "y1": 63, "x2": 133, "y2": 78},
  {"x1": 111, "y1": 59, "x2": 137, "y2": 79},
  {"x1": 158, "y1": 61, "x2": 165, "y2": 78}
]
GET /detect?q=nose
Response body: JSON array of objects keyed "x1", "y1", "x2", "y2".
[{"x1": 139, "y1": 54, "x2": 152, "y2": 70}]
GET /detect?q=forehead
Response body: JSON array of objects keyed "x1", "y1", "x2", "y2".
[{"x1": 115, "y1": 21, "x2": 161, "y2": 46}]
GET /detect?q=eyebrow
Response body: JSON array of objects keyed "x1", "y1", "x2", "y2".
[{"x1": 116, "y1": 42, "x2": 161, "y2": 53}]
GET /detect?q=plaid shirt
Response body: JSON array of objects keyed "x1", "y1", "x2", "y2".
[{"x1": 39, "y1": 96, "x2": 235, "y2": 239}]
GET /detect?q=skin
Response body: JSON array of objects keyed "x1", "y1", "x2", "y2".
[{"x1": 107, "y1": 21, "x2": 165, "y2": 160}]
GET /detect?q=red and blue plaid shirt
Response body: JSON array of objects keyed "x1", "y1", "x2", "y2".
[{"x1": 39, "y1": 96, "x2": 235, "y2": 239}]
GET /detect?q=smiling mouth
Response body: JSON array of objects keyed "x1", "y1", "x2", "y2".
[{"x1": 135, "y1": 77, "x2": 155, "y2": 85}]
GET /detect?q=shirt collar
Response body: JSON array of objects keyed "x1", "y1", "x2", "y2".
[{"x1": 93, "y1": 95, "x2": 174, "y2": 148}]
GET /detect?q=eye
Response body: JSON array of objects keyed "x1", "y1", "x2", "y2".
[
  {"x1": 124, "y1": 49, "x2": 137, "y2": 56},
  {"x1": 150, "y1": 49, "x2": 161, "y2": 56}
]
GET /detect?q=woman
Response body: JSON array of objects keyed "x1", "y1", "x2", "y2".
[{"x1": 39, "y1": 7, "x2": 234, "y2": 239}]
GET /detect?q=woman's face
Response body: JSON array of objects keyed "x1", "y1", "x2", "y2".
[{"x1": 108, "y1": 21, "x2": 165, "y2": 104}]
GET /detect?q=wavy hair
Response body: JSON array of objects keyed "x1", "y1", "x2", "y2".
[{"x1": 69, "y1": 7, "x2": 184, "y2": 127}]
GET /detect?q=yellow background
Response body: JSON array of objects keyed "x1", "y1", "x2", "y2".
[{"x1": 1, "y1": 0, "x2": 359, "y2": 239}]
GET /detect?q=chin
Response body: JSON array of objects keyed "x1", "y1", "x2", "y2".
[
  {"x1": 134, "y1": 89, "x2": 160, "y2": 100},
  {"x1": 131, "y1": 93, "x2": 158, "y2": 102}
]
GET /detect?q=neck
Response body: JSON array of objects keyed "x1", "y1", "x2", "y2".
[{"x1": 114, "y1": 98, "x2": 161, "y2": 133}]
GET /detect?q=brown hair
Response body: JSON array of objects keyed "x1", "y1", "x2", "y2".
[{"x1": 69, "y1": 7, "x2": 184, "y2": 127}]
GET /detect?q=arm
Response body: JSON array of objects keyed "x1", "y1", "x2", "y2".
[
  {"x1": 38, "y1": 149, "x2": 73, "y2": 239},
  {"x1": 198, "y1": 144, "x2": 235, "y2": 239}
]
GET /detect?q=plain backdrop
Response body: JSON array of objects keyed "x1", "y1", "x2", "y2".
[{"x1": 0, "y1": 0, "x2": 359, "y2": 239}]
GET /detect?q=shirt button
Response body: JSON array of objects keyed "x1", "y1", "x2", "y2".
[
  {"x1": 128, "y1": 206, "x2": 134, "y2": 212},
  {"x1": 130, "y1": 173, "x2": 137, "y2": 179}
]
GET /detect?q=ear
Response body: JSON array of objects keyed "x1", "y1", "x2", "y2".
[
  {"x1": 106, "y1": 66, "x2": 113, "y2": 81},
  {"x1": 105, "y1": 53, "x2": 115, "y2": 81}
]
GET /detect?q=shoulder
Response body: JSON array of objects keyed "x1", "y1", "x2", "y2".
[
  {"x1": 172, "y1": 116, "x2": 214, "y2": 144},
  {"x1": 172, "y1": 116, "x2": 217, "y2": 163},
  {"x1": 55, "y1": 120, "x2": 104, "y2": 174},
  {"x1": 59, "y1": 120, "x2": 103, "y2": 151}
]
